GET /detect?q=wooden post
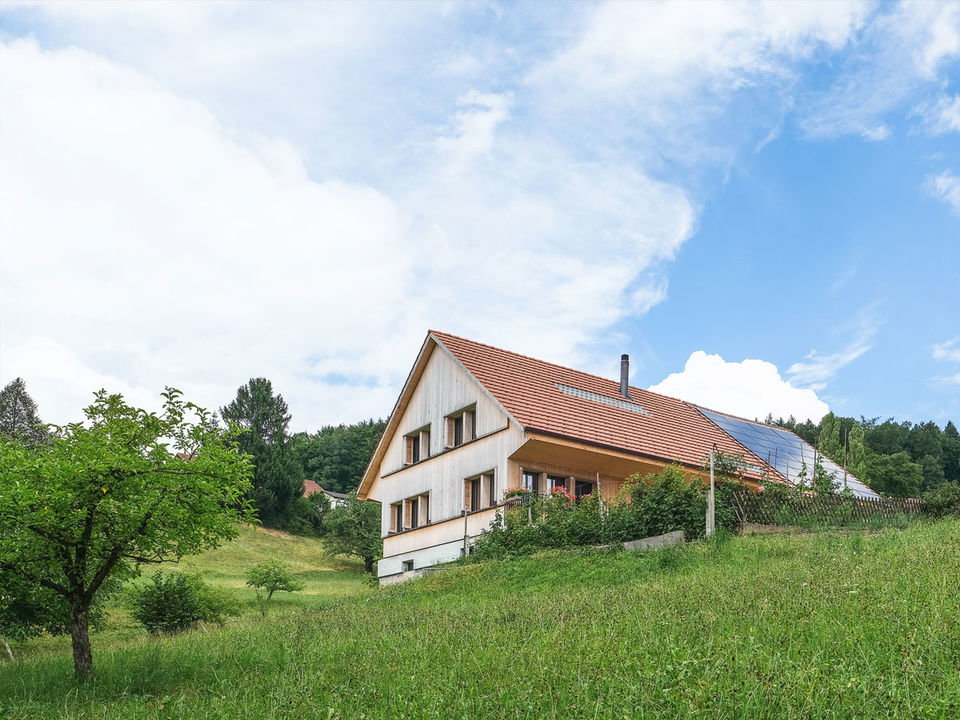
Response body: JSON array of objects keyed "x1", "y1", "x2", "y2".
[{"x1": 706, "y1": 446, "x2": 716, "y2": 537}]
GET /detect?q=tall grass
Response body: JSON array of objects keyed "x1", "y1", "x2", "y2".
[{"x1": 3, "y1": 521, "x2": 960, "y2": 718}]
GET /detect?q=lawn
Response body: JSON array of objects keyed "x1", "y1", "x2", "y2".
[{"x1": 2, "y1": 520, "x2": 960, "y2": 718}]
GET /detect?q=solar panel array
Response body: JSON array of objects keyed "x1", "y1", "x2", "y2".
[{"x1": 699, "y1": 409, "x2": 880, "y2": 500}]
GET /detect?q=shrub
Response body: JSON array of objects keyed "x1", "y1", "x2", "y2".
[
  {"x1": 923, "y1": 482, "x2": 960, "y2": 518},
  {"x1": 130, "y1": 571, "x2": 240, "y2": 635},
  {"x1": 245, "y1": 558, "x2": 304, "y2": 604}
]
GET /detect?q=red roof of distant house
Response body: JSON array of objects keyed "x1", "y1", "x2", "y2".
[
  {"x1": 430, "y1": 330, "x2": 774, "y2": 480},
  {"x1": 303, "y1": 480, "x2": 351, "y2": 500}
]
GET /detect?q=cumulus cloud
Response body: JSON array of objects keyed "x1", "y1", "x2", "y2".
[
  {"x1": 0, "y1": 37, "x2": 695, "y2": 428},
  {"x1": 649, "y1": 351, "x2": 829, "y2": 422},
  {"x1": 926, "y1": 170, "x2": 960, "y2": 214}
]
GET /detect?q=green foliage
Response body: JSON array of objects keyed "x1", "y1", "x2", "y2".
[
  {"x1": 129, "y1": 571, "x2": 239, "y2": 635},
  {"x1": 322, "y1": 494, "x2": 382, "y2": 573},
  {"x1": 282, "y1": 492, "x2": 329, "y2": 537},
  {"x1": 0, "y1": 377, "x2": 47, "y2": 445},
  {"x1": 864, "y1": 451, "x2": 924, "y2": 498},
  {"x1": 0, "y1": 388, "x2": 255, "y2": 680},
  {"x1": 221, "y1": 378, "x2": 304, "y2": 530},
  {"x1": 472, "y1": 466, "x2": 739, "y2": 561},
  {"x1": 818, "y1": 412, "x2": 843, "y2": 465},
  {"x1": 292, "y1": 419, "x2": 386, "y2": 495},
  {"x1": 244, "y1": 559, "x2": 304, "y2": 605},
  {"x1": 922, "y1": 482, "x2": 960, "y2": 518},
  {"x1": 0, "y1": 573, "x2": 67, "y2": 645}
]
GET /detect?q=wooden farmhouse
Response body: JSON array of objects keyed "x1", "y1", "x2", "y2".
[{"x1": 358, "y1": 331, "x2": 877, "y2": 584}]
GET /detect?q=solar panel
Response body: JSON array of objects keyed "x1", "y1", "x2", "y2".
[{"x1": 699, "y1": 409, "x2": 879, "y2": 499}]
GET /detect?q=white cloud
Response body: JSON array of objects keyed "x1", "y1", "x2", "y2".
[
  {"x1": 0, "y1": 37, "x2": 695, "y2": 429},
  {"x1": 933, "y1": 338, "x2": 960, "y2": 363},
  {"x1": 800, "y1": 1, "x2": 960, "y2": 139},
  {"x1": 926, "y1": 170, "x2": 960, "y2": 214},
  {"x1": 861, "y1": 125, "x2": 891, "y2": 141},
  {"x1": 786, "y1": 312, "x2": 879, "y2": 391},
  {"x1": 914, "y1": 94, "x2": 960, "y2": 134},
  {"x1": 649, "y1": 351, "x2": 829, "y2": 422}
]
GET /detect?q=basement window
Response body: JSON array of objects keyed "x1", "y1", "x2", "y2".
[
  {"x1": 402, "y1": 560, "x2": 414, "y2": 572},
  {"x1": 404, "y1": 425, "x2": 431, "y2": 465},
  {"x1": 445, "y1": 406, "x2": 476, "y2": 448}
]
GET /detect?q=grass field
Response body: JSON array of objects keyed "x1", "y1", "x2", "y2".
[
  {"x1": 3, "y1": 520, "x2": 960, "y2": 718},
  {"x1": 8, "y1": 525, "x2": 369, "y2": 663}
]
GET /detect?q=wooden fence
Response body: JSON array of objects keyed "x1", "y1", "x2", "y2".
[{"x1": 731, "y1": 489, "x2": 924, "y2": 527}]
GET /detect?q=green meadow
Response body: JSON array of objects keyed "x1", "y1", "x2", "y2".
[{"x1": 3, "y1": 520, "x2": 960, "y2": 719}]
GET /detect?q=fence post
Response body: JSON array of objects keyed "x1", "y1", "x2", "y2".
[{"x1": 706, "y1": 447, "x2": 716, "y2": 537}]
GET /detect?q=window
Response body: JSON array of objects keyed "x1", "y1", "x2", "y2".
[
  {"x1": 549, "y1": 475, "x2": 568, "y2": 492},
  {"x1": 465, "y1": 472, "x2": 495, "y2": 511},
  {"x1": 402, "y1": 560, "x2": 414, "y2": 572},
  {"x1": 575, "y1": 479, "x2": 594, "y2": 501},
  {"x1": 391, "y1": 493, "x2": 429, "y2": 532},
  {"x1": 404, "y1": 426, "x2": 430, "y2": 465},
  {"x1": 409, "y1": 497, "x2": 420, "y2": 529},
  {"x1": 522, "y1": 470, "x2": 541, "y2": 494},
  {"x1": 445, "y1": 406, "x2": 476, "y2": 448}
]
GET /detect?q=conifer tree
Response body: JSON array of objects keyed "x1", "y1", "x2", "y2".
[
  {"x1": 221, "y1": 378, "x2": 303, "y2": 528},
  {"x1": 0, "y1": 378, "x2": 47, "y2": 444}
]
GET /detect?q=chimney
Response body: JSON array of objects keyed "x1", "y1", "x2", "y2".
[{"x1": 620, "y1": 354, "x2": 630, "y2": 399}]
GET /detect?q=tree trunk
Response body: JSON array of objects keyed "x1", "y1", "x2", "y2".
[
  {"x1": 69, "y1": 599, "x2": 94, "y2": 682},
  {"x1": 363, "y1": 555, "x2": 375, "y2": 574}
]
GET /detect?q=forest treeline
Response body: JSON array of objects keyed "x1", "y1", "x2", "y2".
[{"x1": 770, "y1": 412, "x2": 959, "y2": 498}]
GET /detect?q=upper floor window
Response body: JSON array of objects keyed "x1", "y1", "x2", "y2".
[
  {"x1": 445, "y1": 406, "x2": 476, "y2": 449},
  {"x1": 404, "y1": 425, "x2": 430, "y2": 465}
]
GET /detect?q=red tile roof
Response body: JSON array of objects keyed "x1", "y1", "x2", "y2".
[
  {"x1": 303, "y1": 479, "x2": 323, "y2": 496},
  {"x1": 431, "y1": 330, "x2": 776, "y2": 480}
]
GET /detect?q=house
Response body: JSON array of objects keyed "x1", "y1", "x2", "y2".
[
  {"x1": 357, "y1": 331, "x2": 877, "y2": 584},
  {"x1": 303, "y1": 479, "x2": 350, "y2": 508}
]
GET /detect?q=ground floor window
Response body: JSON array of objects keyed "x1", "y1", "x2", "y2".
[
  {"x1": 465, "y1": 471, "x2": 496, "y2": 512},
  {"x1": 549, "y1": 475, "x2": 568, "y2": 492},
  {"x1": 522, "y1": 470, "x2": 541, "y2": 494},
  {"x1": 575, "y1": 479, "x2": 594, "y2": 498}
]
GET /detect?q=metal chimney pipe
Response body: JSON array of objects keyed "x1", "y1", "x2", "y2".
[{"x1": 620, "y1": 354, "x2": 630, "y2": 399}]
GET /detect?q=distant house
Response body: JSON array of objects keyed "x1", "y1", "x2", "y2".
[
  {"x1": 303, "y1": 480, "x2": 349, "y2": 508},
  {"x1": 358, "y1": 331, "x2": 878, "y2": 584}
]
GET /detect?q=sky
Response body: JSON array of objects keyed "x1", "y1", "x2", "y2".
[{"x1": 1, "y1": 0, "x2": 959, "y2": 431}]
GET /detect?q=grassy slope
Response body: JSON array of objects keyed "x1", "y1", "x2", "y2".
[
  {"x1": 3, "y1": 521, "x2": 960, "y2": 719},
  {"x1": 11, "y1": 526, "x2": 369, "y2": 661}
]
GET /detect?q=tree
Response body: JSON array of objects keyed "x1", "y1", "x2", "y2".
[
  {"x1": 0, "y1": 389, "x2": 254, "y2": 680},
  {"x1": 847, "y1": 421, "x2": 868, "y2": 480},
  {"x1": 245, "y1": 558, "x2": 304, "y2": 611},
  {"x1": 943, "y1": 422, "x2": 960, "y2": 483},
  {"x1": 0, "y1": 378, "x2": 47, "y2": 444},
  {"x1": 221, "y1": 379, "x2": 303, "y2": 528},
  {"x1": 863, "y1": 452, "x2": 923, "y2": 498},
  {"x1": 322, "y1": 494, "x2": 382, "y2": 573},
  {"x1": 818, "y1": 412, "x2": 843, "y2": 465},
  {"x1": 291, "y1": 419, "x2": 386, "y2": 494}
]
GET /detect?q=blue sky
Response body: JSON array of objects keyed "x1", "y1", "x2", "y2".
[{"x1": 1, "y1": 1, "x2": 958, "y2": 429}]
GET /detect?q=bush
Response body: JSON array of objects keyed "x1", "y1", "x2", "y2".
[
  {"x1": 245, "y1": 558, "x2": 304, "y2": 604},
  {"x1": 470, "y1": 465, "x2": 735, "y2": 561},
  {"x1": 923, "y1": 482, "x2": 960, "y2": 518},
  {"x1": 129, "y1": 571, "x2": 240, "y2": 635}
]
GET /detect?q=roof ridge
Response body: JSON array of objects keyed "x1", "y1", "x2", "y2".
[{"x1": 429, "y1": 329, "x2": 650, "y2": 400}]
